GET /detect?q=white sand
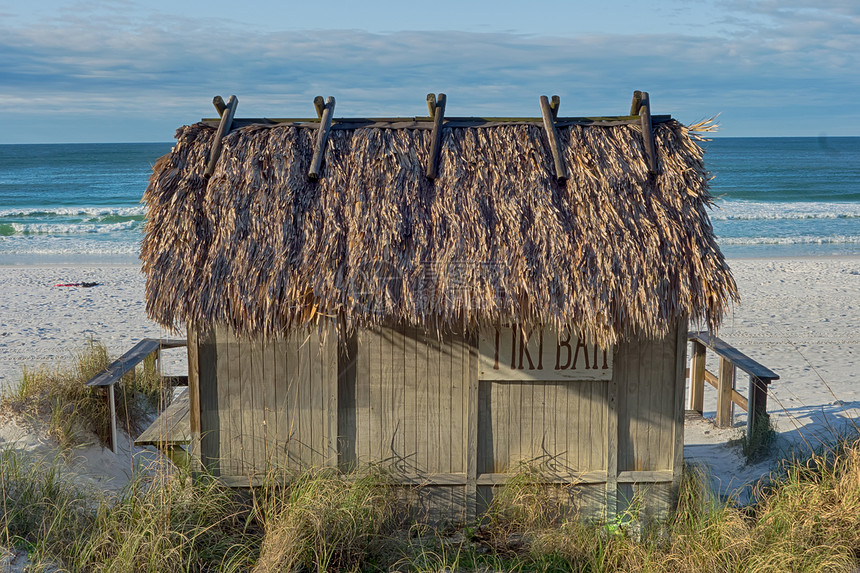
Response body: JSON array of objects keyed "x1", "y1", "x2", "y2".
[
  {"x1": 684, "y1": 256, "x2": 860, "y2": 500},
  {"x1": 0, "y1": 265, "x2": 184, "y2": 392},
  {"x1": 0, "y1": 258, "x2": 857, "y2": 502},
  {"x1": 0, "y1": 266, "x2": 175, "y2": 572}
]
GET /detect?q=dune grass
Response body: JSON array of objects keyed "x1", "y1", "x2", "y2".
[
  {"x1": 2, "y1": 436, "x2": 859, "y2": 572},
  {"x1": 252, "y1": 468, "x2": 396, "y2": 572},
  {"x1": 1, "y1": 339, "x2": 162, "y2": 449},
  {"x1": 730, "y1": 413, "x2": 779, "y2": 464},
  {"x1": 76, "y1": 471, "x2": 258, "y2": 573},
  {"x1": 0, "y1": 447, "x2": 94, "y2": 566}
]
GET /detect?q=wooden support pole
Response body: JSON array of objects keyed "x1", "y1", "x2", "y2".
[
  {"x1": 630, "y1": 90, "x2": 643, "y2": 116},
  {"x1": 426, "y1": 93, "x2": 446, "y2": 179},
  {"x1": 689, "y1": 340, "x2": 706, "y2": 413},
  {"x1": 753, "y1": 377, "x2": 769, "y2": 421},
  {"x1": 465, "y1": 338, "x2": 479, "y2": 522},
  {"x1": 672, "y1": 320, "x2": 689, "y2": 511},
  {"x1": 313, "y1": 95, "x2": 325, "y2": 120},
  {"x1": 605, "y1": 375, "x2": 619, "y2": 522},
  {"x1": 747, "y1": 375, "x2": 770, "y2": 436},
  {"x1": 212, "y1": 96, "x2": 227, "y2": 116},
  {"x1": 637, "y1": 91, "x2": 658, "y2": 174},
  {"x1": 549, "y1": 95, "x2": 560, "y2": 119},
  {"x1": 308, "y1": 96, "x2": 336, "y2": 180},
  {"x1": 205, "y1": 95, "x2": 238, "y2": 179},
  {"x1": 716, "y1": 357, "x2": 734, "y2": 428},
  {"x1": 426, "y1": 93, "x2": 437, "y2": 118},
  {"x1": 692, "y1": 367, "x2": 749, "y2": 410},
  {"x1": 107, "y1": 384, "x2": 118, "y2": 454},
  {"x1": 539, "y1": 95, "x2": 570, "y2": 181},
  {"x1": 746, "y1": 375, "x2": 757, "y2": 437},
  {"x1": 187, "y1": 327, "x2": 202, "y2": 475}
]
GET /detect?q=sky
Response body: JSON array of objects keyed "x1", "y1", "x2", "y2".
[{"x1": 0, "y1": 0, "x2": 858, "y2": 143}]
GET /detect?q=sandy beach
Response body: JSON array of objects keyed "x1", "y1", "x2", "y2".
[
  {"x1": 0, "y1": 265, "x2": 184, "y2": 391},
  {"x1": 0, "y1": 257, "x2": 858, "y2": 498},
  {"x1": 684, "y1": 256, "x2": 860, "y2": 498}
]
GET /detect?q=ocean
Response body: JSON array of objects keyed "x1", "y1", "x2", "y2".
[
  {"x1": 0, "y1": 137, "x2": 858, "y2": 264},
  {"x1": 0, "y1": 143, "x2": 171, "y2": 265},
  {"x1": 702, "y1": 137, "x2": 860, "y2": 258}
]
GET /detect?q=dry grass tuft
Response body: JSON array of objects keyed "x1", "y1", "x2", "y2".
[
  {"x1": 77, "y1": 471, "x2": 257, "y2": 572},
  {"x1": 253, "y1": 467, "x2": 396, "y2": 572}
]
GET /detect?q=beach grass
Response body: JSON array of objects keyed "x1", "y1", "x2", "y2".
[
  {"x1": 0, "y1": 447, "x2": 93, "y2": 566},
  {"x1": 252, "y1": 467, "x2": 396, "y2": 572},
  {"x1": 76, "y1": 471, "x2": 258, "y2": 572},
  {"x1": 2, "y1": 437, "x2": 860, "y2": 572},
  {"x1": 730, "y1": 413, "x2": 778, "y2": 464}
]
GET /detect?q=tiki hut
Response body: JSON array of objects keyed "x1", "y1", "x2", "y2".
[{"x1": 141, "y1": 92, "x2": 736, "y2": 522}]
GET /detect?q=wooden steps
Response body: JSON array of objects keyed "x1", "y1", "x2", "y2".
[
  {"x1": 135, "y1": 386, "x2": 191, "y2": 467},
  {"x1": 83, "y1": 338, "x2": 186, "y2": 453}
]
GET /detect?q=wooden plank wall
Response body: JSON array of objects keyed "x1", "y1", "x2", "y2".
[
  {"x1": 197, "y1": 325, "x2": 337, "y2": 479},
  {"x1": 615, "y1": 328, "x2": 678, "y2": 473},
  {"x1": 340, "y1": 326, "x2": 474, "y2": 522},
  {"x1": 476, "y1": 379, "x2": 609, "y2": 519},
  {"x1": 194, "y1": 321, "x2": 685, "y2": 522},
  {"x1": 613, "y1": 321, "x2": 686, "y2": 520},
  {"x1": 477, "y1": 380, "x2": 608, "y2": 474}
]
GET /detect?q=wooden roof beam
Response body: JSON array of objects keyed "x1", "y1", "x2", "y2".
[
  {"x1": 631, "y1": 90, "x2": 658, "y2": 175},
  {"x1": 539, "y1": 95, "x2": 569, "y2": 182},
  {"x1": 426, "y1": 93, "x2": 447, "y2": 179},
  {"x1": 205, "y1": 95, "x2": 237, "y2": 179},
  {"x1": 309, "y1": 96, "x2": 336, "y2": 180}
]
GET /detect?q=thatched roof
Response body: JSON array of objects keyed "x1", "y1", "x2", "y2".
[{"x1": 141, "y1": 117, "x2": 736, "y2": 346}]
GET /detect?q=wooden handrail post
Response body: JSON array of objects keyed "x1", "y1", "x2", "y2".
[
  {"x1": 747, "y1": 375, "x2": 769, "y2": 436},
  {"x1": 746, "y1": 375, "x2": 756, "y2": 437},
  {"x1": 687, "y1": 331, "x2": 778, "y2": 429},
  {"x1": 106, "y1": 384, "x2": 118, "y2": 454},
  {"x1": 689, "y1": 341, "x2": 706, "y2": 414},
  {"x1": 716, "y1": 357, "x2": 734, "y2": 428}
]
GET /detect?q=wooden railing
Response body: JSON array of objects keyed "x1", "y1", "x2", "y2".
[
  {"x1": 687, "y1": 331, "x2": 779, "y2": 435},
  {"x1": 85, "y1": 338, "x2": 186, "y2": 453}
]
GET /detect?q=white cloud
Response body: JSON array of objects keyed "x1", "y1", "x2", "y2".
[{"x1": 0, "y1": 4, "x2": 858, "y2": 141}]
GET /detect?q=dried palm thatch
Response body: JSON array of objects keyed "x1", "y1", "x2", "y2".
[{"x1": 141, "y1": 118, "x2": 736, "y2": 347}]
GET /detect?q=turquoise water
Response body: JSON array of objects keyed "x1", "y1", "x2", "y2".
[
  {"x1": 703, "y1": 137, "x2": 860, "y2": 257},
  {"x1": 0, "y1": 137, "x2": 858, "y2": 264},
  {"x1": 0, "y1": 143, "x2": 170, "y2": 264}
]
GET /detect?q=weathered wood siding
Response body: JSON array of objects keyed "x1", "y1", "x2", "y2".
[
  {"x1": 191, "y1": 320, "x2": 687, "y2": 521},
  {"x1": 338, "y1": 326, "x2": 475, "y2": 522},
  {"x1": 475, "y1": 378, "x2": 609, "y2": 518},
  {"x1": 195, "y1": 325, "x2": 337, "y2": 478}
]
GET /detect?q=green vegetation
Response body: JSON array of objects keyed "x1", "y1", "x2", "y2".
[
  {"x1": 1, "y1": 344, "x2": 859, "y2": 571},
  {"x1": 731, "y1": 413, "x2": 778, "y2": 464}
]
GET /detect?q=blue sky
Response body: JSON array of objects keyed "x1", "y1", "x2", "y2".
[{"x1": 1, "y1": 0, "x2": 857, "y2": 143}]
